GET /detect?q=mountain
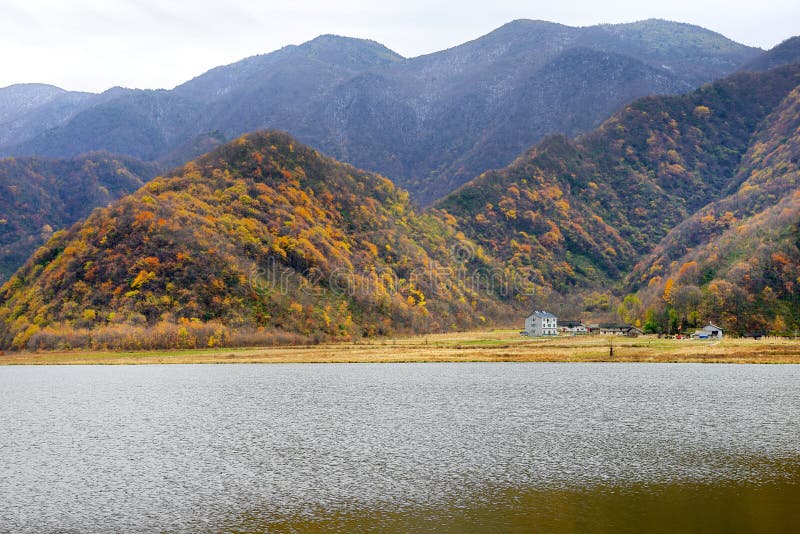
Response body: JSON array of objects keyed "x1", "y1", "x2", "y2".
[
  {"x1": 0, "y1": 84, "x2": 94, "y2": 149},
  {"x1": 0, "y1": 132, "x2": 509, "y2": 350},
  {"x1": 741, "y1": 36, "x2": 800, "y2": 72},
  {"x1": 173, "y1": 35, "x2": 403, "y2": 103},
  {"x1": 410, "y1": 46, "x2": 691, "y2": 202},
  {"x1": 1, "y1": 20, "x2": 762, "y2": 205},
  {"x1": 3, "y1": 54, "x2": 799, "y2": 349},
  {"x1": 6, "y1": 35, "x2": 403, "y2": 163},
  {"x1": 0, "y1": 153, "x2": 158, "y2": 283},
  {"x1": 0, "y1": 84, "x2": 65, "y2": 122},
  {"x1": 628, "y1": 85, "x2": 800, "y2": 335},
  {"x1": 576, "y1": 19, "x2": 763, "y2": 85},
  {"x1": 436, "y1": 63, "x2": 800, "y2": 315},
  {"x1": 13, "y1": 88, "x2": 203, "y2": 161}
]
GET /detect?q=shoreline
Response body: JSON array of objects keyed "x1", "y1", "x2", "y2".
[{"x1": 2, "y1": 331, "x2": 800, "y2": 365}]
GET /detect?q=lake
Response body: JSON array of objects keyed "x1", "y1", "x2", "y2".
[{"x1": 1, "y1": 363, "x2": 798, "y2": 532}]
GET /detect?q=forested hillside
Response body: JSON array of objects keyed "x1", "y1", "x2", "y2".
[
  {"x1": 628, "y1": 86, "x2": 800, "y2": 335},
  {"x1": 0, "y1": 154, "x2": 158, "y2": 283},
  {"x1": 0, "y1": 132, "x2": 509, "y2": 350},
  {"x1": 437, "y1": 64, "x2": 800, "y2": 316}
]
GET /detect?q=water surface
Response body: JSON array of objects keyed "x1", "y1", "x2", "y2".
[{"x1": 1, "y1": 363, "x2": 798, "y2": 532}]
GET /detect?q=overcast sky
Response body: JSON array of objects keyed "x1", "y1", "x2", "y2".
[{"x1": 2, "y1": 0, "x2": 799, "y2": 93}]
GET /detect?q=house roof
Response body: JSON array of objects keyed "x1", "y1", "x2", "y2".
[
  {"x1": 703, "y1": 323, "x2": 723, "y2": 331},
  {"x1": 558, "y1": 320, "x2": 584, "y2": 327},
  {"x1": 528, "y1": 310, "x2": 557, "y2": 319},
  {"x1": 598, "y1": 323, "x2": 643, "y2": 333}
]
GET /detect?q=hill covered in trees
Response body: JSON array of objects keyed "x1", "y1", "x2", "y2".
[
  {"x1": 0, "y1": 132, "x2": 509, "y2": 350},
  {"x1": 0, "y1": 154, "x2": 158, "y2": 283},
  {"x1": 628, "y1": 85, "x2": 800, "y2": 335},
  {"x1": 2, "y1": 20, "x2": 761, "y2": 205},
  {"x1": 437, "y1": 64, "x2": 800, "y2": 319}
]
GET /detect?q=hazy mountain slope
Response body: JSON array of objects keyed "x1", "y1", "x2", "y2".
[
  {"x1": 0, "y1": 153, "x2": 158, "y2": 283},
  {"x1": 437, "y1": 64, "x2": 800, "y2": 299},
  {"x1": 415, "y1": 47, "x2": 691, "y2": 201},
  {"x1": 577, "y1": 19, "x2": 761, "y2": 85},
  {"x1": 628, "y1": 86, "x2": 800, "y2": 334},
  {"x1": 11, "y1": 89, "x2": 203, "y2": 160},
  {"x1": 0, "y1": 132, "x2": 507, "y2": 350},
  {"x1": 1, "y1": 20, "x2": 762, "y2": 204},
  {"x1": 196, "y1": 19, "x2": 760, "y2": 204},
  {"x1": 0, "y1": 84, "x2": 65, "y2": 123},
  {"x1": 7, "y1": 36, "x2": 402, "y2": 162},
  {"x1": 0, "y1": 84, "x2": 94, "y2": 148},
  {"x1": 174, "y1": 35, "x2": 403, "y2": 103},
  {"x1": 740, "y1": 36, "x2": 800, "y2": 72},
  {"x1": 157, "y1": 131, "x2": 227, "y2": 170}
]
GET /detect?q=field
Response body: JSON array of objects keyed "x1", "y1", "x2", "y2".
[{"x1": 2, "y1": 330, "x2": 800, "y2": 365}]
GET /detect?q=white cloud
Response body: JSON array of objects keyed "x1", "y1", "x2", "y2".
[{"x1": 0, "y1": 0, "x2": 797, "y2": 92}]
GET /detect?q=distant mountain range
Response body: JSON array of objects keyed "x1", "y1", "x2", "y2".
[
  {"x1": 740, "y1": 36, "x2": 800, "y2": 73},
  {"x1": 0, "y1": 19, "x2": 766, "y2": 204},
  {"x1": 3, "y1": 58, "x2": 800, "y2": 348},
  {"x1": 2, "y1": 20, "x2": 800, "y2": 348}
]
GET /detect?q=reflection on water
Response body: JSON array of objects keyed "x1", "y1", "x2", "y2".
[
  {"x1": 0, "y1": 363, "x2": 798, "y2": 533},
  {"x1": 230, "y1": 474, "x2": 800, "y2": 533}
]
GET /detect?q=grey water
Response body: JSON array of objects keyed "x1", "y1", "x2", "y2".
[{"x1": 1, "y1": 363, "x2": 799, "y2": 533}]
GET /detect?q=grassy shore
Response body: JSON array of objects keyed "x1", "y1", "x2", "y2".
[{"x1": 2, "y1": 330, "x2": 800, "y2": 365}]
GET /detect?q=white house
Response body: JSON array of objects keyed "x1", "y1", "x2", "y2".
[
  {"x1": 525, "y1": 311, "x2": 558, "y2": 336},
  {"x1": 694, "y1": 323, "x2": 723, "y2": 339}
]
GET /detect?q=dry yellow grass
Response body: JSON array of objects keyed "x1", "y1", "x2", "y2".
[{"x1": 2, "y1": 330, "x2": 800, "y2": 365}]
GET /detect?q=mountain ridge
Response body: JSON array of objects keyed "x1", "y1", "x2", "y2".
[
  {"x1": 1, "y1": 19, "x2": 764, "y2": 205},
  {"x1": 3, "y1": 60, "x2": 800, "y2": 346}
]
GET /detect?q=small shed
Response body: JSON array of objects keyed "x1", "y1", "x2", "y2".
[{"x1": 695, "y1": 323, "x2": 723, "y2": 339}]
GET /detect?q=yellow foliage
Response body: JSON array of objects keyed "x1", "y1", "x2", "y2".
[
  {"x1": 130, "y1": 270, "x2": 156, "y2": 290},
  {"x1": 663, "y1": 278, "x2": 675, "y2": 304},
  {"x1": 693, "y1": 105, "x2": 712, "y2": 118}
]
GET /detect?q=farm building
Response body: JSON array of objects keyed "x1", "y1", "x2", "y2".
[
  {"x1": 597, "y1": 324, "x2": 643, "y2": 337},
  {"x1": 694, "y1": 323, "x2": 724, "y2": 339},
  {"x1": 558, "y1": 320, "x2": 587, "y2": 334}
]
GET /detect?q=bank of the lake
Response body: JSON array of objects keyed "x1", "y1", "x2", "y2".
[{"x1": 2, "y1": 331, "x2": 800, "y2": 365}]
